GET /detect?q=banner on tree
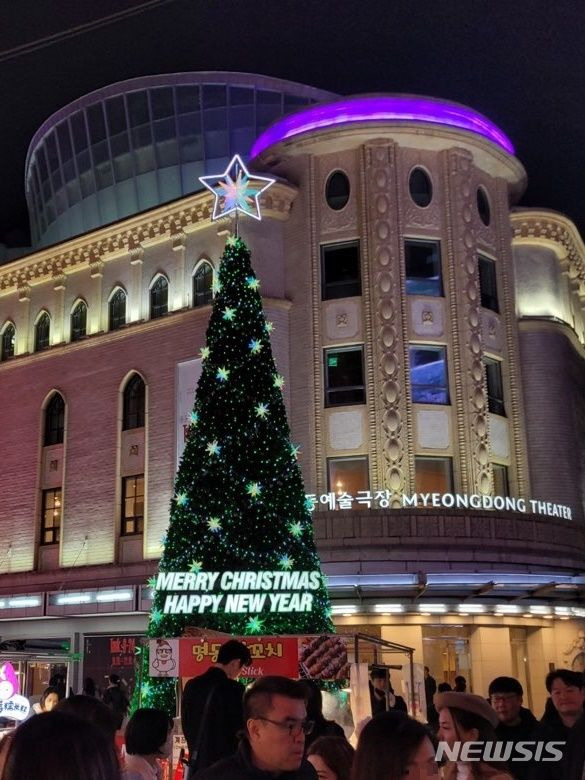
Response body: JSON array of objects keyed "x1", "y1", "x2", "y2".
[
  {"x1": 149, "y1": 634, "x2": 348, "y2": 680},
  {"x1": 155, "y1": 570, "x2": 322, "y2": 615}
]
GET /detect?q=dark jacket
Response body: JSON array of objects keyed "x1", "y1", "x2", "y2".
[
  {"x1": 368, "y1": 681, "x2": 408, "y2": 716},
  {"x1": 532, "y1": 709, "x2": 572, "y2": 780},
  {"x1": 562, "y1": 714, "x2": 585, "y2": 780},
  {"x1": 194, "y1": 740, "x2": 318, "y2": 780},
  {"x1": 182, "y1": 666, "x2": 245, "y2": 772},
  {"x1": 304, "y1": 717, "x2": 345, "y2": 750},
  {"x1": 494, "y1": 707, "x2": 537, "y2": 780},
  {"x1": 102, "y1": 684, "x2": 129, "y2": 730}
]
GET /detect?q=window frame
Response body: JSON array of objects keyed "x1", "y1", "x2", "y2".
[
  {"x1": 414, "y1": 456, "x2": 454, "y2": 494},
  {"x1": 123, "y1": 374, "x2": 145, "y2": 430},
  {"x1": 193, "y1": 262, "x2": 213, "y2": 307},
  {"x1": 121, "y1": 474, "x2": 145, "y2": 536},
  {"x1": 109, "y1": 288, "x2": 127, "y2": 331},
  {"x1": 326, "y1": 455, "x2": 370, "y2": 506},
  {"x1": 485, "y1": 358, "x2": 505, "y2": 416},
  {"x1": 409, "y1": 344, "x2": 450, "y2": 405},
  {"x1": 1, "y1": 323, "x2": 15, "y2": 360},
  {"x1": 34, "y1": 312, "x2": 51, "y2": 352},
  {"x1": 150, "y1": 275, "x2": 169, "y2": 319},
  {"x1": 325, "y1": 170, "x2": 350, "y2": 211},
  {"x1": 40, "y1": 487, "x2": 62, "y2": 546},
  {"x1": 44, "y1": 393, "x2": 65, "y2": 446},
  {"x1": 478, "y1": 255, "x2": 499, "y2": 313},
  {"x1": 320, "y1": 241, "x2": 362, "y2": 301},
  {"x1": 324, "y1": 345, "x2": 366, "y2": 407},
  {"x1": 404, "y1": 239, "x2": 443, "y2": 297},
  {"x1": 70, "y1": 300, "x2": 88, "y2": 342},
  {"x1": 492, "y1": 463, "x2": 510, "y2": 497}
]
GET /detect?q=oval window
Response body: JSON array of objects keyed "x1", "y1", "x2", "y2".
[
  {"x1": 325, "y1": 171, "x2": 350, "y2": 211},
  {"x1": 477, "y1": 186, "x2": 491, "y2": 226},
  {"x1": 409, "y1": 167, "x2": 433, "y2": 207}
]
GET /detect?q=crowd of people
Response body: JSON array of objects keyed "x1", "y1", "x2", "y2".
[{"x1": 0, "y1": 640, "x2": 585, "y2": 779}]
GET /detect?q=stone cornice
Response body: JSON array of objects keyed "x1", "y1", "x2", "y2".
[
  {"x1": 511, "y1": 209, "x2": 585, "y2": 284},
  {"x1": 0, "y1": 182, "x2": 297, "y2": 295}
]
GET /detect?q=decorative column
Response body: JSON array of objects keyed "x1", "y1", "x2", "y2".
[
  {"x1": 129, "y1": 247, "x2": 144, "y2": 322},
  {"x1": 443, "y1": 149, "x2": 490, "y2": 494},
  {"x1": 363, "y1": 142, "x2": 410, "y2": 504},
  {"x1": 89, "y1": 258, "x2": 104, "y2": 334},
  {"x1": 17, "y1": 282, "x2": 31, "y2": 354},
  {"x1": 52, "y1": 272, "x2": 66, "y2": 344},
  {"x1": 171, "y1": 231, "x2": 187, "y2": 310}
]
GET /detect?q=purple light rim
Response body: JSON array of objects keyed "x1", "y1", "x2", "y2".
[{"x1": 250, "y1": 96, "x2": 515, "y2": 158}]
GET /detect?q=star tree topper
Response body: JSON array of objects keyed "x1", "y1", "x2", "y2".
[{"x1": 199, "y1": 154, "x2": 275, "y2": 224}]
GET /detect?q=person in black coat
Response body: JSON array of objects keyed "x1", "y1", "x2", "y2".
[
  {"x1": 181, "y1": 639, "x2": 251, "y2": 774},
  {"x1": 488, "y1": 676, "x2": 537, "y2": 780},
  {"x1": 368, "y1": 667, "x2": 407, "y2": 717},
  {"x1": 194, "y1": 676, "x2": 317, "y2": 780},
  {"x1": 302, "y1": 681, "x2": 345, "y2": 750}
]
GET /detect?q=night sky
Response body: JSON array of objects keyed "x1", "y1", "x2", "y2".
[{"x1": 1, "y1": 0, "x2": 583, "y2": 248}]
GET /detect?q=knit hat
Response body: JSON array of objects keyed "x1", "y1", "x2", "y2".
[{"x1": 434, "y1": 691, "x2": 499, "y2": 729}]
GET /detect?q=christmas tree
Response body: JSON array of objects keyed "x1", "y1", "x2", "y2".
[{"x1": 140, "y1": 217, "x2": 334, "y2": 713}]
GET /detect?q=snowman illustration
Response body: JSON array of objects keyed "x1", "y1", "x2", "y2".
[
  {"x1": 0, "y1": 663, "x2": 18, "y2": 701},
  {"x1": 152, "y1": 640, "x2": 177, "y2": 675}
]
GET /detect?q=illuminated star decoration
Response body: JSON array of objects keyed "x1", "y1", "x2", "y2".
[
  {"x1": 200, "y1": 346, "x2": 210, "y2": 360},
  {"x1": 249, "y1": 339, "x2": 263, "y2": 354},
  {"x1": 150, "y1": 608, "x2": 163, "y2": 625},
  {"x1": 141, "y1": 681, "x2": 152, "y2": 698},
  {"x1": 223, "y1": 307, "x2": 236, "y2": 321},
  {"x1": 288, "y1": 521, "x2": 303, "y2": 538},
  {"x1": 226, "y1": 234, "x2": 239, "y2": 246},
  {"x1": 207, "y1": 517, "x2": 222, "y2": 532},
  {"x1": 211, "y1": 277, "x2": 222, "y2": 294},
  {"x1": 147, "y1": 576, "x2": 157, "y2": 590},
  {"x1": 305, "y1": 497, "x2": 315, "y2": 512},
  {"x1": 246, "y1": 276, "x2": 260, "y2": 291},
  {"x1": 175, "y1": 491, "x2": 188, "y2": 507},
  {"x1": 246, "y1": 481, "x2": 262, "y2": 498},
  {"x1": 279, "y1": 554, "x2": 294, "y2": 570},
  {"x1": 206, "y1": 440, "x2": 221, "y2": 456},
  {"x1": 217, "y1": 367, "x2": 230, "y2": 382},
  {"x1": 265, "y1": 321, "x2": 274, "y2": 334},
  {"x1": 189, "y1": 410, "x2": 199, "y2": 426},
  {"x1": 199, "y1": 154, "x2": 275, "y2": 222},
  {"x1": 290, "y1": 443, "x2": 301, "y2": 459},
  {"x1": 255, "y1": 403, "x2": 269, "y2": 418},
  {"x1": 189, "y1": 560, "x2": 203, "y2": 574},
  {"x1": 246, "y1": 615, "x2": 265, "y2": 634}
]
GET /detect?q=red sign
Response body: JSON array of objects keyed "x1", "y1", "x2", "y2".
[{"x1": 179, "y1": 636, "x2": 299, "y2": 678}]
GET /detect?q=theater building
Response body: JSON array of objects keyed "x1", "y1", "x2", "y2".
[{"x1": 0, "y1": 72, "x2": 584, "y2": 714}]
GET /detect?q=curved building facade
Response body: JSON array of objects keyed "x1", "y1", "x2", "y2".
[
  {"x1": 25, "y1": 72, "x2": 335, "y2": 248},
  {"x1": 1, "y1": 76, "x2": 584, "y2": 715}
]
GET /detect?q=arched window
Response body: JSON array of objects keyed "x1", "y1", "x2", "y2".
[
  {"x1": 193, "y1": 263, "x2": 213, "y2": 307},
  {"x1": 70, "y1": 301, "x2": 87, "y2": 342},
  {"x1": 123, "y1": 374, "x2": 145, "y2": 430},
  {"x1": 35, "y1": 312, "x2": 50, "y2": 352},
  {"x1": 109, "y1": 288, "x2": 126, "y2": 331},
  {"x1": 44, "y1": 393, "x2": 65, "y2": 446},
  {"x1": 1, "y1": 323, "x2": 15, "y2": 360},
  {"x1": 150, "y1": 276, "x2": 168, "y2": 319}
]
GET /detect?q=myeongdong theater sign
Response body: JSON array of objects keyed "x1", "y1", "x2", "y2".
[{"x1": 305, "y1": 491, "x2": 572, "y2": 520}]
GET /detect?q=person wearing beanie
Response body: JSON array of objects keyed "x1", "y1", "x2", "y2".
[
  {"x1": 435, "y1": 691, "x2": 514, "y2": 779},
  {"x1": 488, "y1": 677, "x2": 537, "y2": 780}
]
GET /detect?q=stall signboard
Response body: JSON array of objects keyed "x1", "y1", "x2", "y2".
[
  {"x1": 149, "y1": 635, "x2": 348, "y2": 680},
  {"x1": 0, "y1": 662, "x2": 30, "y2": 721}
]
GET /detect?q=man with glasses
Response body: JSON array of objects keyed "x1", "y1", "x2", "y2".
[
  {"x1": 194, "y1": 675, "x2": 318, "y2": 779},
  {"x1": 488, "y1": 676, "x2": 537, "y2": 780}
]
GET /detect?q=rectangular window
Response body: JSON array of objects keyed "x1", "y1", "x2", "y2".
[
  {"x1": 478, "y1": 255, "x2": 499, "y2": 312},
  {"x1": 492, "y1": 463, "x2": 509, "y2": 497},
  {"x1": 485, "y1": 358, "x2": 505, "y2": 416},
  {"x1": 324, "y1": 346, "x2": 365, "y2": 406},
  {"x1": 327, "y1": 456, "x2": 370, "y2": 507},
  {"x1": 409, "y1": 345, "x2": 449, "y2": 404},
  {"x1": 122, "y1": 475, "x2": 145, "y2": 536},
  {"x1": 405, "y1": 239, "x2": 443, "y2": 296},
  {"x1": 414, "y1": 457, "x2": 453, "y2": 494},
  {"x1": 41, "y1": 488, "x2": 62, "y2": 546},
  {"x1": 321, "y1": 241, "x2": 361, "y2": 300}
]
